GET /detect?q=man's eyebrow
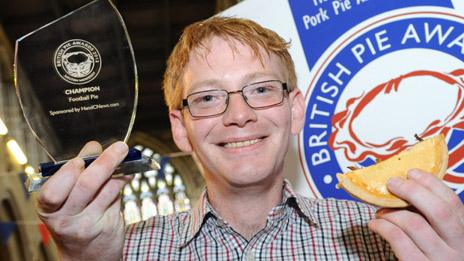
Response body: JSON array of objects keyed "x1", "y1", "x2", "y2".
[
  {"x1": 187, "y1": 72, "x2": 281, "y2": 93},
  {"x1": 188, "y1": 79, "x2": 222, "y2": 93},
  {"x1": 242, "y1": 71, "x2": 281, "y2": 82}
]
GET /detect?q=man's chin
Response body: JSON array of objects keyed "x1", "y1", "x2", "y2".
[{"x1": 223, "y1": 168, "x2": 279, "y2": 187}]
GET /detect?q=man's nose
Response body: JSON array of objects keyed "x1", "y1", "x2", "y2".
[{"x1": 222, "y1": 92, "x2": 257, "y2": 127}]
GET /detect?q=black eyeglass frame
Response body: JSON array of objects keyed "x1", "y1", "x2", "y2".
[{"x1": 181, "y1": 80, "x2": 289, "y2": 118}]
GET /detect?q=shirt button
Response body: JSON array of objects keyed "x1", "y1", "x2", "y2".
[
  {"x1": 216, "y1": 218, "x2": 225, "y2": 227},
  {"x1": 247, "y1": 251, "x2": 255, "y2": 261}
]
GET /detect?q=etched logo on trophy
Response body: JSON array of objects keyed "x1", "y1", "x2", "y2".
[{"x1": 54, "y1": 39, "x2": 101, "y2": 85}]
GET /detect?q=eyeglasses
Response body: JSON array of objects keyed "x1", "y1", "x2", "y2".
[{"x1": 182, "y1": 80, "x2": 288, "y2": 118}]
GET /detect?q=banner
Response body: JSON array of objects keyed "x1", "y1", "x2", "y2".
[
  {"x1": 38, "y1": 223, "x2": 50, "y2": 247},
  {"x1": 223, "y1": 1, "x2": 464, "y2": 203}
]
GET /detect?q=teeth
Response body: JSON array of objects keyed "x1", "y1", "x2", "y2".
[{"x1": 224, "y1": 139, "x2": 260, "y2": 148}]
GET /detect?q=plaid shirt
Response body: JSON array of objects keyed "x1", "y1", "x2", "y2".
[{"x1": 124, "y1": 181, "x2": 396, "y2": 260}]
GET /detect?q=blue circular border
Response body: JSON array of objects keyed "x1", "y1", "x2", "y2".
[{"x1": 302, "y1": 15, "x2": 464, "y2": 201}]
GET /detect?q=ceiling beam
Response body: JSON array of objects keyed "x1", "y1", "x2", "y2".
[
  {"x1": 216, "y1": 0, "x2": 241, "y2": 13},
  {"x1": 0, "y1": 24, "x2": 13, "y2": 82}
]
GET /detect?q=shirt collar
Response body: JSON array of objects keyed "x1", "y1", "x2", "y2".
[
  {"x1": 177, "y1": 179, "x2": 318, "y2": 248},
  {"x1": 177, "y1": 189, "x2": 213, "y2": 248},
  {"x1": 281, "y1": 179, "x2": 318, "y2": 225}
]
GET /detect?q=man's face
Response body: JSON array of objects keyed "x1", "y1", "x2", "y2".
[{"x1": 170, "y1": 37, "x2": 304, "y2": 189}]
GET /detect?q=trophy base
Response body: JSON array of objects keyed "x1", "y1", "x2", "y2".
[{"x1": 26, "y1": 148, "x2": 160, "y2": 192}]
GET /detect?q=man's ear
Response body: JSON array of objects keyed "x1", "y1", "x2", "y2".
[
  {"x1": 169, "y1": 110, "x2": 193, "y2": 152},
  {"x1": 289, "y1": 89, "x2": 305, "y2": 135}
]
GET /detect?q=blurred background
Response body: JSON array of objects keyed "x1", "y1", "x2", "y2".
[{"x1": 0, "y1": 0, "x2": 242, "y2": 260}]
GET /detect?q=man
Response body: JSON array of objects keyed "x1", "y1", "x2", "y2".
[{"x1": 37, "y1": 17, "x2": 464, "y2": 260}]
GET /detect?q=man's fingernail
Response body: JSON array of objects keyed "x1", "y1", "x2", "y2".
[
  {"x1": 407, "y1": 169, "x2": 422, "y2": 180},
  {"x1": 387, "y1": 176, "x2": 402, "y2": 187},
  {"x1": 375, "y1": 208, "x2": 393, "y2": 218},
  {"x1": 114, "y1": 141, "x2": 128, "y2": 153},
  {"x1": 72, "y1": 157, "x2": 85, "y2": 168},
  {"x1": 375, "y1": 209, "x2": 385, "y2": 218}
]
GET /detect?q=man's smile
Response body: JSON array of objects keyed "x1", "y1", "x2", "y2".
[
  {"x1": 217, "y1": 135, "x2": 267, "y2": 149},
  {"x1": 222, "y1": 138, "x2": 263, "y2": 148}
]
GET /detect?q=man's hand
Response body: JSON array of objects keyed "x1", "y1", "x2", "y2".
[
  {"x1": 36, "y1": 141, "x2": 130, "y2": 260},
  {"x1": 369, "y1": 169, "x2": 464, "y2": 260}
]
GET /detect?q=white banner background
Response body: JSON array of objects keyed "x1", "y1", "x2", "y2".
[{"x1": 221, "y1": 0, "x2": 464, "y2": 197}]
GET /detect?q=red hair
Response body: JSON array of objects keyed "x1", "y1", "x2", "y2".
[{"x1": 163, "y1": 16, "x2": 297, "y2": 110}]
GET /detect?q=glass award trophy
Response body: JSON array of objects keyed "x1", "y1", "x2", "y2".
[{"x1": 14, "y1": 0, "x2": 159, "y2": 192}]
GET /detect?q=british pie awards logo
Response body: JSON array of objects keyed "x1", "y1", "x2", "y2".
[
  {"x1": 299, "y1": 11, "x2": 464, "y2": 202},
  {"x1": 54, "y1": 39, "x2": 101, "y2": 85}
]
